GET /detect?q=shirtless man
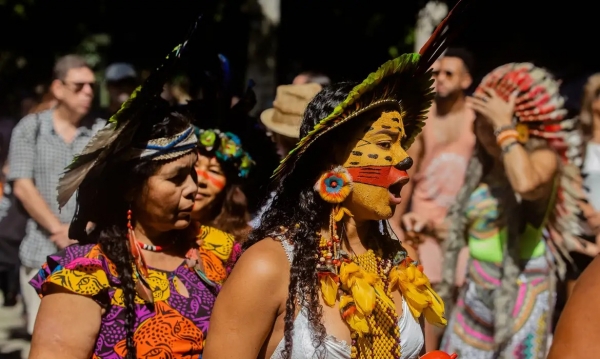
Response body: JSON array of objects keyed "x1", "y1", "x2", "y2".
[{"x1": 389, "y1": 47, "x2": 476, "y2": 352}]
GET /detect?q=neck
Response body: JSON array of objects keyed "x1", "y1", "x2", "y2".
[
  {"x1": 54, "y1": 104, "x2": 83, "y2": 125},
  {"x1": 340, "y1": 217, "x2": 371, "y2": 256},
  {"x1": 435, "y1": 92, "x2": 466, "y2": 116},
  {"x1": 592, "y1": 113, "x2": 600, "y2": 143},
  {"x1": 192, "y1": 206, "x2": 216, "y2": 226},
  {"x1": 134, "y1": 223, "x2": 173, "y2": 247}
]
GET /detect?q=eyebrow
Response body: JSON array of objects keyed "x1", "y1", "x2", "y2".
[
  {"x1": 372, "y1": 129, "x2": 400, "y2": 137},
  {"x1": 163, "y1": 164, "x2": 191, "y2": 175}
]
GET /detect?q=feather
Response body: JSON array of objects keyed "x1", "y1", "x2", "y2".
[
  {"x1": 417, "y1": 0, "x2": 472, "y2": 74},
  {"x1": 56, "y1": 16, "x2": 204, "y2": 209}
]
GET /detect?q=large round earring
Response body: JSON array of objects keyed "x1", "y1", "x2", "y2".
[{"x1": 314, "y1": 166, "x2": 353, "y2": 203}]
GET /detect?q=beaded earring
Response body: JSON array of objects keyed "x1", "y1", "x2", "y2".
[
  {"x1": 314, "y1": 166, "x2": 353, "y2": 203},
  {"x1": 314, "y1": 166, "x2": 355, "y2": 306}
]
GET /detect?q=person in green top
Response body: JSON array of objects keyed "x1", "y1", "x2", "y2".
[{"x1": 437, "y1": 63, "x2": 590, "y2": 358}]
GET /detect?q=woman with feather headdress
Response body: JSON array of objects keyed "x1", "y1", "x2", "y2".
[
  {"x1": 438, "y1": 63, "x2": 590, "y2": 358},
  {"x1": 203, "y1": 2, "x2": 471, "y2": 359},
  {"x1": 27, "y1": 22, "x2": 239, "y2": 359}
]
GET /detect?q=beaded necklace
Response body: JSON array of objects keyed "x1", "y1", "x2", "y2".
[
  {"x1": 136, "y1": 241, "x2": 169, "y2": 252},
  {"x1": 274, "y1": 218, "x2": 446, "y2": 359},
  {"x1": 315, "y1": 215, "x2": 406, "y2": 359},
  {"x1": 350, "y1": 249, "x2": 401, "y2": 359}
]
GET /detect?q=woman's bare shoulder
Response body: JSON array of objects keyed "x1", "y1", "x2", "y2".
[{"x1": 229, "y1": 238, "x2": 291, "y2": 284}]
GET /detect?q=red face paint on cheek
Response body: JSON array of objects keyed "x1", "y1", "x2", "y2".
[
  {"x1": 196, "y1": 169, "x2": 226, "y2": 190},
  {"x1": 346, "y1": 166, "x2": 409, "y2": 188}
]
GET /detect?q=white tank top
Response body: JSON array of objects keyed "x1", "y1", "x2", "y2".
[{"x1": 270, "y1": 240, "x2": 424, "y2": 359}]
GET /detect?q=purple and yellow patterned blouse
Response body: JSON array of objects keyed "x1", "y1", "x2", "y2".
[{"x1": 30, "y1": 225, "x2": 241, "y2": 359}]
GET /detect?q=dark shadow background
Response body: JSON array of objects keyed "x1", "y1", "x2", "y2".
[{"x1": 0, "y1": 0, "x2": 597, "y2": 113}]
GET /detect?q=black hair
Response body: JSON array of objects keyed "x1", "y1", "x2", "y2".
[
  {"x1": 76, "y1": 104, "x2": 195, "y2": 359},
  {"x1": 444, "y1": 47, "x2": 475, "y2": 75},
  {"x1": 246, "y1": 82, "x2": 403, "y2": 358}
]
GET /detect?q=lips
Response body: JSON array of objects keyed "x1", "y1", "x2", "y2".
[
  {"x1": 181, "y1": 205, "x2": 195, "y2": 213},
  {"x1": 388, "y1": 172, "x2": 409, "y2": 206}
]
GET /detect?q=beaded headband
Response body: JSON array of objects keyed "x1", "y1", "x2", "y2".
[
  {"x1": 195, "y1": 127, "x2": 254, "y2": 178},
  {"x1": 124, "y1": 126, "x2": 198, "y2": 161}
]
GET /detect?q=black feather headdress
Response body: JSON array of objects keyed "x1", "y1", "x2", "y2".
[{"x1": 57, "y1": 17, "x2": 203, "y2": 209}]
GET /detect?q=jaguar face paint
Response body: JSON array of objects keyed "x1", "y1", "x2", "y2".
[{"x1": 339, "y1": 108, "x2": 411, "y2": 220}]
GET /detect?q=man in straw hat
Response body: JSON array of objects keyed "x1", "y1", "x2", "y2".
[
  {"x1": 251, "y1": 83, "x2": 322, "y2": 228},
  {"x1": 260, "y1": 83, "x2": 322, "y2": 157}
]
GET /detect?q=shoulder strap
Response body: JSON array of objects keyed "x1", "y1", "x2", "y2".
[{"x1": 280, "y1": 239, "x2": 294, "y2": 264}]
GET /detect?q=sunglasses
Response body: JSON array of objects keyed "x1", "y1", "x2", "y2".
[
  {"x1": 431, "y1": 70, "x2": 454, "y2": 78},
  {"x1": 62, "y1": 81, "x2": 96, "y2": 93}
]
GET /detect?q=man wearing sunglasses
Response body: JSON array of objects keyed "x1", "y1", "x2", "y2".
[{"x1": 6, "y1": 54, "x2": 105, "y2": 336}]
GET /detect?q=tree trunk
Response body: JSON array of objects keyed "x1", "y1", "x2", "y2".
[
  {"x1": 245, "y1": 0, "x2": 280, "y2": 115},
  {"x1": 414, "y1": 1, "x2": 448, "y2": 52}
]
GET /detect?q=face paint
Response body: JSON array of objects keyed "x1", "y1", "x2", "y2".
[
  {"x1": 196, "y1": 168, "x2": 226, "y2": 190},
  {"x1": 346, "y1": 166, "x2": 408, "y2": 188},
  {"x1": 338, "y1": 109, "x2": 411, "y2": 220}
]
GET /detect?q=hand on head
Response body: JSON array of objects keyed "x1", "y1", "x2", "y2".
[{"x1": 466, "y1": 87, "x2": 516, "y2": 129}]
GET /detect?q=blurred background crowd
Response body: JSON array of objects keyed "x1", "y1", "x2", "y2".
[{"x1": 0, "y1": 0, "x2": 599, "y2": 357}]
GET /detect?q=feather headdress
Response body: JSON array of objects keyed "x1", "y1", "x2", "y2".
[
  {"x1": 271, "y1": 0, "x2": 471, "y2": 181},
  {"x1": 475, "y1": 63, "x2": 588, "y2": 271},
  {"x1": 56, "y1": 16, "x2": 203, "y2": 209}
]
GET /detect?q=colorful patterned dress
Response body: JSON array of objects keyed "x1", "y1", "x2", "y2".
[
  {"x1": 440, "y1": 181, "x2": 553, "y2": 359},
  {"x1": 30, "y1": 225, "x2": 241, "y2": 359}
]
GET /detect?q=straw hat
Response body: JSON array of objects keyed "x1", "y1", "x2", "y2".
[{"x1": 260, "y1": 83, "x2": 322, "y2": 139}]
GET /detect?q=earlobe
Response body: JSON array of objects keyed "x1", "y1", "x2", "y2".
[
  {"x1": 124, "y1": 189, "x2": 135, "y2": 203},
  {"x1": 50, "y1": 79, "x2": 63, "y2": 99},
  {"x1": 462, "y1": 75, "x2": 473, "y2": 90}
]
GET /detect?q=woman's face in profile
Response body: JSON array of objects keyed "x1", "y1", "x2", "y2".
[
  {"x1": 336, "y1": 106, "x2": 410, "y2": 222},
  {"x1": 191, "y1": 154, "x2": 227, "y2": 221},
  {"x1": 133, "y1": 152, "x2": 198, "y2": 232}
]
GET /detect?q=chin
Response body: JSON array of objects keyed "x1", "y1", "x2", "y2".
[
  {"x1": 372, "y1": 206, "x2": 393, "y2": 221},
  {"x1": 173, "y1": 218, "x2": 193, "y2": 230}
]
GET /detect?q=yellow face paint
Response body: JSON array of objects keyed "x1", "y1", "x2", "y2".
[{"x1": 339, "y1": 109, "x2": 411, "y2": 220}]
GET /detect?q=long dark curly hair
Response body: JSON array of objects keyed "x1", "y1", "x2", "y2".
[
  {"x1": 246, "y1": 82, "x2": 404, "y2": 358},
  {"x1": 74, "y1": 105, "x2": 196, "y2": 359}
]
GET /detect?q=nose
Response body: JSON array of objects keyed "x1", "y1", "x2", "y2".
[
  {"x1": 195, "y1": 169, "x2": 209, "y2": 187},
  {"x1": 82, "y1": 83, "x2": 94, "y2": 96},
  {"x1": 394, "y1": 157, "x2": 413, "y2": 171},
  {"x1": 184, "y1": 174, "x2": 198, "y2": 200}
]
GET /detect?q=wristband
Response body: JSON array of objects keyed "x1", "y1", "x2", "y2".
[
  {"x1": 493, "y1": 124, "x2": 515, "y2": 137},
  {"x1": 501, "y1": 140, "x2": 520, "y2": 155},
  {"x1": 496, "y1": 129, "x2": 519, "y2": 145}
]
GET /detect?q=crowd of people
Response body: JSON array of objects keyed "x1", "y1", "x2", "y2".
[{"x1": 0, "y1": 4, "x2": 599, "y2": 359}]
